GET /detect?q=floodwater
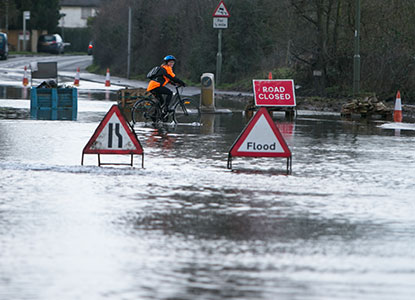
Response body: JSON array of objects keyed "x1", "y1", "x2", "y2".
[{"x1": 1, "y1": 87, "x2": 415, "y2": 300}]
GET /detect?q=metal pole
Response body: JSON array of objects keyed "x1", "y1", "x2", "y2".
[
  {"x1": 216, "y1": 29, "x2": 222, "y2": 85},
  {"x1": 353, "y1": 0, "x2": 361, "y2": 95},
  {"x1": 127, "y1": 7, "x2": 132, "y2": 79},
  {"x1": 23, "y1": 13, "x2": 26, "y2": 52},
  {"x1": 62, "y1": 18, "x2": 65, "y2": 41},
  {"x1": 5, "y1": 1, "x2": 8, "y2": 31}
]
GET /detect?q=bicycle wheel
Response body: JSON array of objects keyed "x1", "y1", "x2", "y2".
[
  {"x1": 131, "y1": 98, "x2": 161, "y2": 124},
  {"x1": 173, "y1": 97, "x2": 201, "y2": 124}
]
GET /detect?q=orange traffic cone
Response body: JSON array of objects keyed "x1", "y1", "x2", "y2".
[
  {"x1": 105, "y1": 68, "x2": 111, "y2": 87},
  {"x1": 73, "y1": 67, "x2": 80, "y2": 86},
  {"x1": 22, "y1": 66, "x2": 29, "y2": 86},
  {"x1": 268, "y1": 71, "x2": 273, "y2": 79},
  {"x1": 394, "y1": 90, "x2": 402, "y2": 122}
]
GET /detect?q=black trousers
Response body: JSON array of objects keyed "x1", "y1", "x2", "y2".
[{"x1": 151, "y1": 86, "x2": 173, "y2": 108}]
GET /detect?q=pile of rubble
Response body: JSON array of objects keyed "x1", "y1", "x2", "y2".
[
  {"x1": 341, "y1": 95, "x2": 392, "y2": 119},
  {"x1": 117, "y1": 88, "x2": 148, "y2": 108}
]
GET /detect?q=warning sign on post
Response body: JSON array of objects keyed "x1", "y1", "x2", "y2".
[
  {"x1": 253, "y1": 79, "x2": 296, "y2": 107},
  {"x1": 213, "y1": 1, "x2": 230, "y2": 17}
]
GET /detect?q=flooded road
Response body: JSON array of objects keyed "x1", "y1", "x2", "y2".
[{"x1": 1, "y1": 88, "x2": 415, "y2": 300}]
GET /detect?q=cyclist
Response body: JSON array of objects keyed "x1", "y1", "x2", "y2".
[{"x1": 146, "y1": 55, "x2": 186, "y2": 115}]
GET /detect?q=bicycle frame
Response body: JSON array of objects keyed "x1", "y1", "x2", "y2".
[
  {"x1": 131, "y1": 84, "x2": 199, "y2": 125},
  {"x1": 150, "y1": 86, "x2": 185, "y2": 111},
  {"x1": 170, "y1": 86, "x2": 189, "y2": 115}
]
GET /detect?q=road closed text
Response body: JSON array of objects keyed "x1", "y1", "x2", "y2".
[
  {"x1": 258, "y1": 86, "x2": 291, "y2": 101},
  {"x1": 253, "y1": 80, "x2": 296, "y2": 106}
]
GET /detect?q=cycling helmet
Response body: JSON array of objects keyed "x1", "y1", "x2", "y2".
[{"x1": 164, "y1": 55, "x2": 176, "y2": 62}]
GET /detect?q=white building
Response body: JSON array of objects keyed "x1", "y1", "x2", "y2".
[{"x1": 59, "y1": 0, "x2": 102, "y2": 28}]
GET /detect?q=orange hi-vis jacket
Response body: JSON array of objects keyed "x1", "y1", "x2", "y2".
[{"x1": 147, "y1": 64, "x2": 177, "y2": 92}]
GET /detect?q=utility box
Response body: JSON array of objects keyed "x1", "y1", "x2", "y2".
[
  {"x1": 200, "y1": 73, "x2": 215, "y2": 112},
  {"x1": 30, "y1": 87, "x2": 78, "y2": 120}
]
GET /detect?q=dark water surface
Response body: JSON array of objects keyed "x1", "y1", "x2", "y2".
[{"x1": 1, "y1": 94, "x2": 415, "y2": 300}]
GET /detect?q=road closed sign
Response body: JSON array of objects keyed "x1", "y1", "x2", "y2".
[{"x1": 253, "y1": 79, "x2": 296, "y2": 107}]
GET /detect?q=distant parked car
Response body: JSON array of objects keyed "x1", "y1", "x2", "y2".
[
  {"x1": 87, "y1": 41, "x2": 93, "y2": 55},
  {"x1": 0, "y1": 32, "x2": 8, "y2": 60},
  {"x1": 37, "y1": 34, "x2": 65, "y2": 54}
]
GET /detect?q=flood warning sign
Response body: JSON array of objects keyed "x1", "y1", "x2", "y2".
[{"x1": 229, "y1": 107, "x2": 291, "y2": 157}]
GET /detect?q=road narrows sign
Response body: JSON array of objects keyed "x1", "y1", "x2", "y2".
[
  {"x1": 81, "y1": 105, "x2": 144, "y2": 167},
  {"x1": 228, "y1": 107, "x2": 292, "y2": 173}
]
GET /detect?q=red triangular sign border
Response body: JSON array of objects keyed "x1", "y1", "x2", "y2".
[
  {"x1": 83, "y1": 105, "x2": 143, "y2": 155},
  {"x1": 213, "y1": 1, "x2": 230, "y2": 17},
  {"x1": 229, "y1": 107, "x2": 291, "y2": 158}
]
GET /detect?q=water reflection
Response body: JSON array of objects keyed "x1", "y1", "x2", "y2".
[
  {"x1": 0, "y1": 106, "x2": 30, "y2": 119},
  {"x1": 230, "y1": 167, "x2": 291, "y2": 176},
  {"x1": 0, "y1": 86, "x2": 30, "y2": 100},
  {"x1": 132, "y1": 209, "x2": 368, "y2": 241},
  {"x1": 145, "y1": 127, "x2": 176, "y2": 149},
  {"x1": 81, "y1": 89, "x2": 118, "y2": 101},
  {"x1": 200, "y1": 114, "x2": 215, "y2": 134},
  {"x1": 22, "y1": 87, "x2": 28, "y2": 99}
]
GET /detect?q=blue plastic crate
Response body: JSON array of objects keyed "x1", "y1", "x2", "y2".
[{"x1": 30, "y1": 87, "x2": 77, "y2": 120}]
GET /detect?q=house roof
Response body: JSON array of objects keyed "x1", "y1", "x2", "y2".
[{"x1": 60, "y1": 0, "x2": 102, "y2": 7}]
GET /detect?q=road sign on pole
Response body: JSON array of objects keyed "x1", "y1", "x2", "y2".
[{"x1": 213, "y1": 1, "x2": 230, "y2": 86}]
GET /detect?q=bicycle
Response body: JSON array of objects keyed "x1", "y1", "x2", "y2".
[{"x1": 131, "y1": 85, "x2": 201, "y2": 125}]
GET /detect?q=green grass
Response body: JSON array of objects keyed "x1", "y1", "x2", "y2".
[
  {"x1": 65, "y1": 51, "x2": 89, "y2": 55},
  {"x1": 9, "y1": 51, "x2": 48, "y2": 55},
  {"x1": 85, "y1": 63, "x2": 107, "y2": 75}
]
